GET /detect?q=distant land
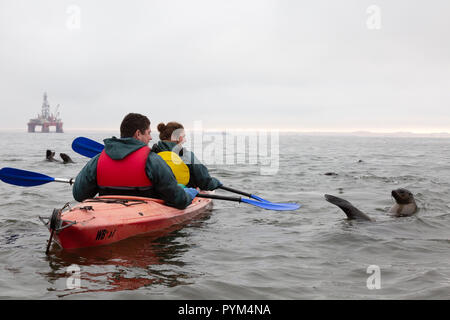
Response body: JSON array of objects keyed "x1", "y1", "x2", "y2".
[
  {"x1": 195, "y1": 130, "x2": 450, "y2": 138},
  {"x1": 279, "y1": 131, "x2": 450, "y2": 138},
  {"x1": 1, "y1": 128, "x2": 450, "y2": 138},
  {"x1": 64, "y1": 129, "x2": 450, "y2": 138}
]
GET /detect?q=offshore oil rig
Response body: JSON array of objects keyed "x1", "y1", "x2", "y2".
[{"x1": 27, "y1": 93, "x2": 63, "y2": 133}]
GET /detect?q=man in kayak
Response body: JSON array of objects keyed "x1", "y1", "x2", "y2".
[
  {"x1": 72, "y1": 113, "x2": 198, "y2": 209},
  {"x1": 151, "y1": 121, "x2": 222, "y2": 190}
]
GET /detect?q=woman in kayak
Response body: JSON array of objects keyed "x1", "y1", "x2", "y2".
[{"x1": 152, "y1": 122, "x2": 222, "y2": 191}]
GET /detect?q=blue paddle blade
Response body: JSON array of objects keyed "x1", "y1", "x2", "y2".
[
  {"x1": 250, "y1": 194, "x2": 272, "y2": 203},
  {"x1": 72, "y1": 137, "x2": 104, "y2": 158},
  {"x1": 0, "y1": 167, "x2": 55, "y2": 187},
  {"x1": 250, "y1": 194, "x2": 301, "y2": 208},
  {"x1": 241, "y1": 198, "x2": 301, "y2": 211}
]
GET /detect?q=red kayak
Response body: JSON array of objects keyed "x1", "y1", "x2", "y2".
[{"x1": 40, "y1": 193, "x2": 213, "y2": 250}]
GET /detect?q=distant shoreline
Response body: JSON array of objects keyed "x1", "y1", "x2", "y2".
[{"x1": 1, "y1": 128, "x2": 450, "y2": 138}]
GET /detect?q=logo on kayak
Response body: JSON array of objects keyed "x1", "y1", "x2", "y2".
[{"x1": 95, "y1": 229, "x2": 116, "y2": 241}]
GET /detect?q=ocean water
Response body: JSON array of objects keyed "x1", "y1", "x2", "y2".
[{"x1": 0, "y1": 131, "x2": 449, "y2": 299}]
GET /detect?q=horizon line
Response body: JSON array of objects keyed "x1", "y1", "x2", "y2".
[{"x1": 1, "y1": 127, "x2": 450, "y2": 136}]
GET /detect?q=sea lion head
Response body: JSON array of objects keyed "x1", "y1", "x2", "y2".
[
  {"x1": 391, "y1": 188, "x2": 415, "y2": 205},
  {"x1": 46, "y1": 149, "x2": 55, "y2": 161},
  {"x1": 389, "y1": 188, "x2": 417, "y2": 217},
  {"x1": 60, "y1": 153, "x2": 74, "y2": 164}
]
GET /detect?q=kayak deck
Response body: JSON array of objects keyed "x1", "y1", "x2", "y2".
[{"x1": 42, "y1": 193, "x2": 213, "y2": 250}]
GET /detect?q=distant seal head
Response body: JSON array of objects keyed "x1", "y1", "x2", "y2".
[
  {"x1": 46, "y1": 150, "x2": 57, "y2": 162},
  {"x1": 325, "y1": 188, "x2": 417, "y2": 221},
  {"x1": 59, "y1": 153, "x2": 74, "y2": 164},
  {"x1": 388, "y1": 188, "x2": 417, "y2": 217},
  {"x1": 45, "y1": 150, "x2": 74, "y2": 164}
]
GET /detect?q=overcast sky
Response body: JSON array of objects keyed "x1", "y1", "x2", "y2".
[{"x1": 0, "y1": 0, "x2": 449, "y2": 132}]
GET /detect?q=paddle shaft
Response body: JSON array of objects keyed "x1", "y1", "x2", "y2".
[
  {"x1": 218, "y1": 185, "x2": 271, "y2": 203},
  {"x1": 218, "y1": 185, "x2": 252, "y2": 198},
  {"x1": 196, "y1": 193, "x2": 299, "y2": 211},
  {"x1": 55, "y1": 178, "x2": 74, "y2": 185},
  {"x1": 196, "y1": 193, "x2": 242, "y2": 202}
]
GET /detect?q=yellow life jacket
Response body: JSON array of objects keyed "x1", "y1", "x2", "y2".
[{"x1": 157, "y1": 151, "x2": 190, "y2": 186}]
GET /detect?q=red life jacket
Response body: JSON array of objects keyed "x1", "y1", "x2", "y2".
[{"x1": 97, "y1": 146, "x2": 152, "y2": 190}]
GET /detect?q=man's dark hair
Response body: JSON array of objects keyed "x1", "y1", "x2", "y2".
[{"x1": 120, "y1": 113, "x2": 151, "y2": 138}]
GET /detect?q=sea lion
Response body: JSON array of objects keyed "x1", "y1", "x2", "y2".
[
  {"x1": 59, "y1": 153, "x2": 74, "y2": 164},
  {"x1": 45, "y1": 150, "x2": 74, "y2": 164},
  {"x1": 46, "y1": 150, "x2": 57, "y2": 162},
  {"x1": 388, "y1": 188, "x2": 417, "y2": 217},
  {"x1": 325, "y1": 188, "x2": 417, "y2": 221}
]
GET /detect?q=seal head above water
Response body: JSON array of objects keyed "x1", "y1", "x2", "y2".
[
  {"x1": 46, "y1": 149, "x2": 57, "y2": 162},
  {"x1": 388, "y1": 188, "x2": 417, "y2": 217},
  {"x1": 59, "y1": 153, "x2": 74, "y2": 164},
  {"x1": 45, "y1": 150, "x2": 74, "y2": 164},
  {"x1": 324, "y1": 188, "x2": 417, "y2": 221}
]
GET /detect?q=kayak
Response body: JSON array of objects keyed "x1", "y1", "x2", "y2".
[{"x1": 40, "y1": 193, "x2": 213, "y2": 250}]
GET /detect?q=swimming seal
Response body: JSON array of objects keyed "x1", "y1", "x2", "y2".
[
  {"x1": 46, "y1": 150, "x2": 57, "y2": 162},
  {"x1": 59, "y1": 153, "x2": 74, "y2": 164},
  {"x1": 388, "y1": 188, "x2": 417, "y2": 217},
  {"x1": 324, "y1": 188, "x2": 417, "y2": 221},
  {"x1": 45, "y1": 150, "x2": 74, "y2": 164}
]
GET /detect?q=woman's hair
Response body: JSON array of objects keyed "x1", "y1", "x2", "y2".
[
  {"x1": 120, "y1": 113, "x2": 150, "y2": 138},
  {"x1": 157, "y1": 121, "x2": 184, "y2": 141}
]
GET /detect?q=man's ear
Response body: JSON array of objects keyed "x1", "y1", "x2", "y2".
[{"x1": 133, "y1": 129, "x2": 140, "y2": 139}]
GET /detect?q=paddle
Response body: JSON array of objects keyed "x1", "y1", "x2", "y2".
[
  {"x1": 218, "y1": 185, "x2": 271, "y2": 203},
  {"x1": 196, "y1": 193, "x2": 300, "y2": 211},
  {"x1": 0, "y1": 167, "x2": 73, "y2": 187},
  {"x1": 217, "y1": 185, "x2": 299, "y2": 208},
  {"x1": 71, "y1": 136, "x2": 104, "y2": 158},
  {"x1": 0, "y1": 167, "x2": 299, "y2": 211},
  {"x1": 71, "y1": 136, "x2": 300, "y2": 207}
]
